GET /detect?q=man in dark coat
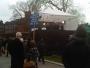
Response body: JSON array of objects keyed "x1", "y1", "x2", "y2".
[
  {"x1": 62, "y1": 25, "x2": 90, "y2": 68},
  {"x1": 9, "y1": 32, "x2": 24, "y2": 68}
]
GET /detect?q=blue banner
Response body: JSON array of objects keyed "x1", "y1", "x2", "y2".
[{"x1": 30, "y1": 12, "x2": 39, "y2": 28}]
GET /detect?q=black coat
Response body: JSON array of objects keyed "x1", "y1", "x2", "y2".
[
  {"x1": 9, "y1": 38, "x2": 24, "y2": 68},
  {"x1": 62, "y1": 37, "x2": 90, "y2": 68},
  {"x1": 37, "y1": 39, "x2": 46, "y2": 55}
]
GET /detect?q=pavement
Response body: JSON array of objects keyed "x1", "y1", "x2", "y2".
[{"x1": 0, "y1": 55, "x2": 64, "y2": 68}]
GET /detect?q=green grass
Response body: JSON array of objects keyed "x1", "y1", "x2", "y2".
[{"x1": 45, "y1": 55, "x2": 62, "y2": 63}]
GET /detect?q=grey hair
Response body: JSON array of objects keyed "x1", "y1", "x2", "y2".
[{"x1": 16, "y1": 32, "x2": 22, "y2": 37}]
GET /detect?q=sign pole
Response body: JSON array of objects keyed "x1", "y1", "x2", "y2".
[
  {"x1": 30, "y1": 12, "x2": 39, "y2": 42},
  {"x1": 33, "y1": 29, "x2": 35, "y2": 41}
]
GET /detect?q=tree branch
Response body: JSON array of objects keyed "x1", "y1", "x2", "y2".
[
  {"x1": 48, "y1": 0, "x2": 62, "y2": 11},
  {"x1": 14, "y1": 8, "x2": 22, "y2": 18},
  {"x1": 65, "y1": 0, "x2": 69, "y2": 10}
]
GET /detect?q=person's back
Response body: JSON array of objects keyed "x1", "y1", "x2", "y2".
[
  {"x1": 25, "y1": 40, "x2": 38, "y2": 68},
  {"x1": 6, "y1": 38, "x2": 13, "y2": 54},
  {"x1": 37, "y1": 38, "x2": 45, "y2": 64},
  {"x1": 62, "y1": 25, "x2": 89, "y2": 68},
  {"x1": 0, "y1": 39, "x2": 3, "y2": 56},
  {"x1": 63, "y1": 38, "x2": 89, "y2": 68},
  {"x1": 37, "y1": 39, "x2": 45, "y2": 54}
]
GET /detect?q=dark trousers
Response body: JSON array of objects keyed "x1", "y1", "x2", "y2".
[{"x1": 11, "y1": 57, "x2": 24, "y2": 68}]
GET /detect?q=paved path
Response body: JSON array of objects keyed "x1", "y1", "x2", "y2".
[
  {"x1": 0, "y1": 55, "x2": 11, "y2": 68},
  {"x1": 0, "y1": 55, "x2": 64, "y2": 68},
  {"x1": 38, "y1": 62, "x2": 64, "y2": 68}
]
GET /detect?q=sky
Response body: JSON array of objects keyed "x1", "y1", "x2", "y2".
[
  {"x1": 74, "y1": 0, "x2": 90, "y2": 22},
  {"x1": 0, "y1": 0, "x2": 26, "y2": 23},
  {"x1": 0, "y1": 0, "x2": 90, "y2": 23}
]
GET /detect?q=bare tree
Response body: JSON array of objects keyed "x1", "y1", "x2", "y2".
[
  {"x1": 10, "y1": 0, "x2": 85, "y2": 22},
  {"x1": 10, "y1": 1, "x2": 31, "y2": 20}
]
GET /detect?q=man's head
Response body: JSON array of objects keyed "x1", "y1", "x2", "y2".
[{"x1": 16, "y1": 32, "x2": 22, "y2": 38}]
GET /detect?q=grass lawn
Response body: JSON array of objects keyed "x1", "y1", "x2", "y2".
[{"x1": 45, "y1": 55, "x2": 63, "y2": 63}]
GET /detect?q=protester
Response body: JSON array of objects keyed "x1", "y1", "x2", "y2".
[
  {"x1": 0, "y1": 39, "x2": 3, "y2": 56},
  {"x1": 25, "y1": 39, "x2": 38, "y2": 68},
  {"x1": 3, "y1": 37, "x2": 9, "y2": 57},
  {"x1": 0, "y1": 39, "x2": 5, "y2": 56},
  {"x1": 9, "y1": 32, "x2": 24, "y2": 68},
  {"x1": 3, "y1": 37, "x2": 15, "y2": 57},
  {"x1": 25, "y1": 38, "x2": 32, "y2": 60},
  {"x1": 37, "y1": 38, "x2": 45, "y2": 64},
  {"x1": 62, "y1": 25, "x2": 90, "y2": 68}
]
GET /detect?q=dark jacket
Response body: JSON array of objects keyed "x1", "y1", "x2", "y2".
[
  {"x1": 0, "y1": 39, "x2": 4, "y2": 48},
  {"x1": 10, "y1": 38, "x2": 24, "y2": 68},
  {"x1": 25, "y1": 40, "x2": 38, "y2": 60},
  {"x1": 62, "y1": 37, "x2": 89, "y2": 68},
  {"x1": 5, "y1": 38, "x2": 13, "y2": 54},
  {"x1": 37, "y1": 39, "x2": 46, "y2": 55}
]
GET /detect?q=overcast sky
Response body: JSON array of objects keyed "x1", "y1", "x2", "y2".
[{"x1": 0, "y1": 0, "x2": 90, "y2": 23}]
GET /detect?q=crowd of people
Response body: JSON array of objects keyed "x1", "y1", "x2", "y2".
[
  {"x1": 0, "y1": 32, "x2": 46, "y2": 68},
  {"x1": 0, "y1": 24, "x2": 90, "y2": 68}
]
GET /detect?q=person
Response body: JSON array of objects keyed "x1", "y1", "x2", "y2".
[
  {"x1": 25, "y1": 39, "x2": 38, "y2": 68},
  {"x1": 62, "y1": 25, "x2": 90, "y2": 68},
  {"x1": 3, "y1": 37, "x2": 11, "y2": 57},
  {"x1": 3, "y1": 37, "x2": 9, "y2": 57},
  {"x1": 9, "y1": 32, "x2": 24, "y2": 68},
  {"x1": 37, "y1": 38, "x2": 45, "y2": 64},
  {"x1": 0, "y1": 39, "x2": 3, "y2": 56}
]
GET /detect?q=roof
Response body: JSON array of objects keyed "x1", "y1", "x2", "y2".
[
  {"x1": 39, "y1": 7, "x2": 75, "y2": 22},
  {"x1": 40, "y1": 7, "x2": 72, "y2": 16}
]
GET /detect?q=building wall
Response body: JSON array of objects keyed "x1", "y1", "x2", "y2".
[
  {"x1": 5, "y1": 24, "x2": 15, "y2": 33},
  {"x1": 0, "y1": 24, "x2": 4, "y2": 33},
  {"x1": 64, "y1": 18, "x2": 79, "y2": 31}
]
